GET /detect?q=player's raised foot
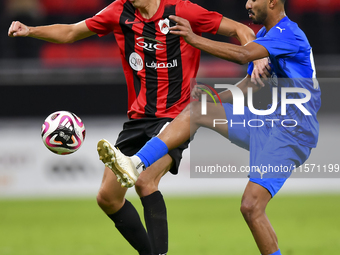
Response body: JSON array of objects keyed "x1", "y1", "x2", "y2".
[{"x1": 97, "y1": 139, "x2": 139, "y2": 188}]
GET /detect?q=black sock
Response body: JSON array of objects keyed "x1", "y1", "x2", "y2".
[
  {"x1": 108, "y1": 200, "x2": 152, "y2": 255},
  {"x1": 141, "y1": 191, "x2": 168, "y2": 255}
]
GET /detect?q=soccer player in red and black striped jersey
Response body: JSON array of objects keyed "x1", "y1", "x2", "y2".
[
  {"x1": 8, "y1": 0, "x2": 267, "y2": 254},
  {"x1": 85, "y1": 0, "x2": 225, "y2": 120}
]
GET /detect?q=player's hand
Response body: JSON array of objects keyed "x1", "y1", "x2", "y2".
[
  {"x1": 191, "y1": 84, "x2": 212, "y2": 100},
  {"x1": 8, "y1": 21, "x2": 30, "y2": 37},
  {"x1": 169, "y1": 15, "x2": 197, "y2": 44},
  {"x1": 251, "y1": 58, "x2": 271, "y2": 87}
]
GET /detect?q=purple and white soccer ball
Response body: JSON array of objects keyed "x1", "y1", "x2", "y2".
[{"x1": 41, "y1": 111, "x2": 86, "y2": 155}]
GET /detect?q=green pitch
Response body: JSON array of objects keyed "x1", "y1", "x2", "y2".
[{"x1": 0, "y1": 194, "x2": 339, "y2": 255}]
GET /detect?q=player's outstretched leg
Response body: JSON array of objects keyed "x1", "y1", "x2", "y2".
[
  {"x1": 134, "y1": 101, "x2": 229, "y2": 169},
  {"x1": 97, "y1": 139, "x2": 141, "y2": 187},
  {"x1": 97, "y1": 101, "x2": 228, "y2": 188}
]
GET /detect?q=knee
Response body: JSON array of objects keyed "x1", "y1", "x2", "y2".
[
  {"x1": 240, "y1": 199, "x2": 264, "y2": 223},
  {"x1": 96, "y1": 190, "x2": 124, "y2": 214},
  {"x1": 135, "y1": 177, "x2": 158, "y2": 198}
]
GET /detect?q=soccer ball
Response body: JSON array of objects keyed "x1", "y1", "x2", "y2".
[{"x1": 41, "y1": 111, "x2": 86, "y2": 155}]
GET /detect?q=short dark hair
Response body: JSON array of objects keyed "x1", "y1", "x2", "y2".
[{"x1": 281, "y1": 0, "x2": 286, "y2": 4}]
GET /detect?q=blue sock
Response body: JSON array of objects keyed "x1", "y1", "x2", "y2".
[
  {"x1": 136, "y1": 137, "x2": 169, "y2": 168},
  {"x1": 270, "y1": 249, "x2": 281, "y2": 255}
]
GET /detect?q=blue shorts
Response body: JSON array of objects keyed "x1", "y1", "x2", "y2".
[{"x1": 223, "y1": 103, "x2": 311, "y2": 197}]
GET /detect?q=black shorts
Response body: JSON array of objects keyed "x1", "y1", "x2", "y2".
[{"x1": 115, "y1": 118, "x2": 190, "y2": 175}]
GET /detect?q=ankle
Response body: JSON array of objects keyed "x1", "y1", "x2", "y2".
[{"x1": 130, "y1": 155, "x2": 145, "y2": 174}]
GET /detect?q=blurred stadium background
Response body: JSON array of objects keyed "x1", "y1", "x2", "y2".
[{"x1": 0, "y1": 1, "x2": 340, "y2": 254}]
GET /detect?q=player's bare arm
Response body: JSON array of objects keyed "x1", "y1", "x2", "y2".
[
  {"x1": 169, "y1": 15, "x2": 269, "y2": 65},
  {"x1": 170, "y1": 15, "x2": 270, "y2": 86},
  {"x1": 8, "y1": 21, "x2": 95, "y2": 44},
  {"x1": 217, "y1": 17, "x2": 255, "y2": 46},
  {"x1": 217, "y1": 16, "x2": 272, "y2": 81}
]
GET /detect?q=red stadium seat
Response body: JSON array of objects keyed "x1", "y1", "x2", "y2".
[
  {"x1": 41, "y1": 0, "x2": 105, "y2": 15},
  {"x1": 40, "y1": 42, "x2": 121, "y2": 66},
  {"x1": 290, "y1": 0, "x2": 340, "y2": 14}
]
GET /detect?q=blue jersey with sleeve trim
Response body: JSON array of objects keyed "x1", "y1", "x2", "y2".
[{"x1": 247, "y1": 16, "x2": 321, "y2": 148}]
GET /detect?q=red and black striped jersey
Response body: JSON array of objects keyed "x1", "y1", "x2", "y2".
[{"x1": 86, "y1": 0, "x2": 222, "y2": 119}]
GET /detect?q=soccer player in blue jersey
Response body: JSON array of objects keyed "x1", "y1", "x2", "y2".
[{"x1": 97, "y1": 0, "x2": 321, "y2": 254}]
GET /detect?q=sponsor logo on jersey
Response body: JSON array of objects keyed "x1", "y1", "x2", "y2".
[
  {"x1": 129, "y1": 52, "x2": 143, "y2": 71},
  {"x1": 136, "y1": 37, "x2": 165, "y2": 51},
  {"x1": 146, "y1": 59, "x2": 178, "y2": 69}
]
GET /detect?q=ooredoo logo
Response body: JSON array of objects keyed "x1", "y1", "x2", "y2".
[
  {"x1": 129, "y1": 52, "x2": 143, "y2": 71},
  {"x1": 197, "y1": 84, "x2": 222, "y2": 115}
]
